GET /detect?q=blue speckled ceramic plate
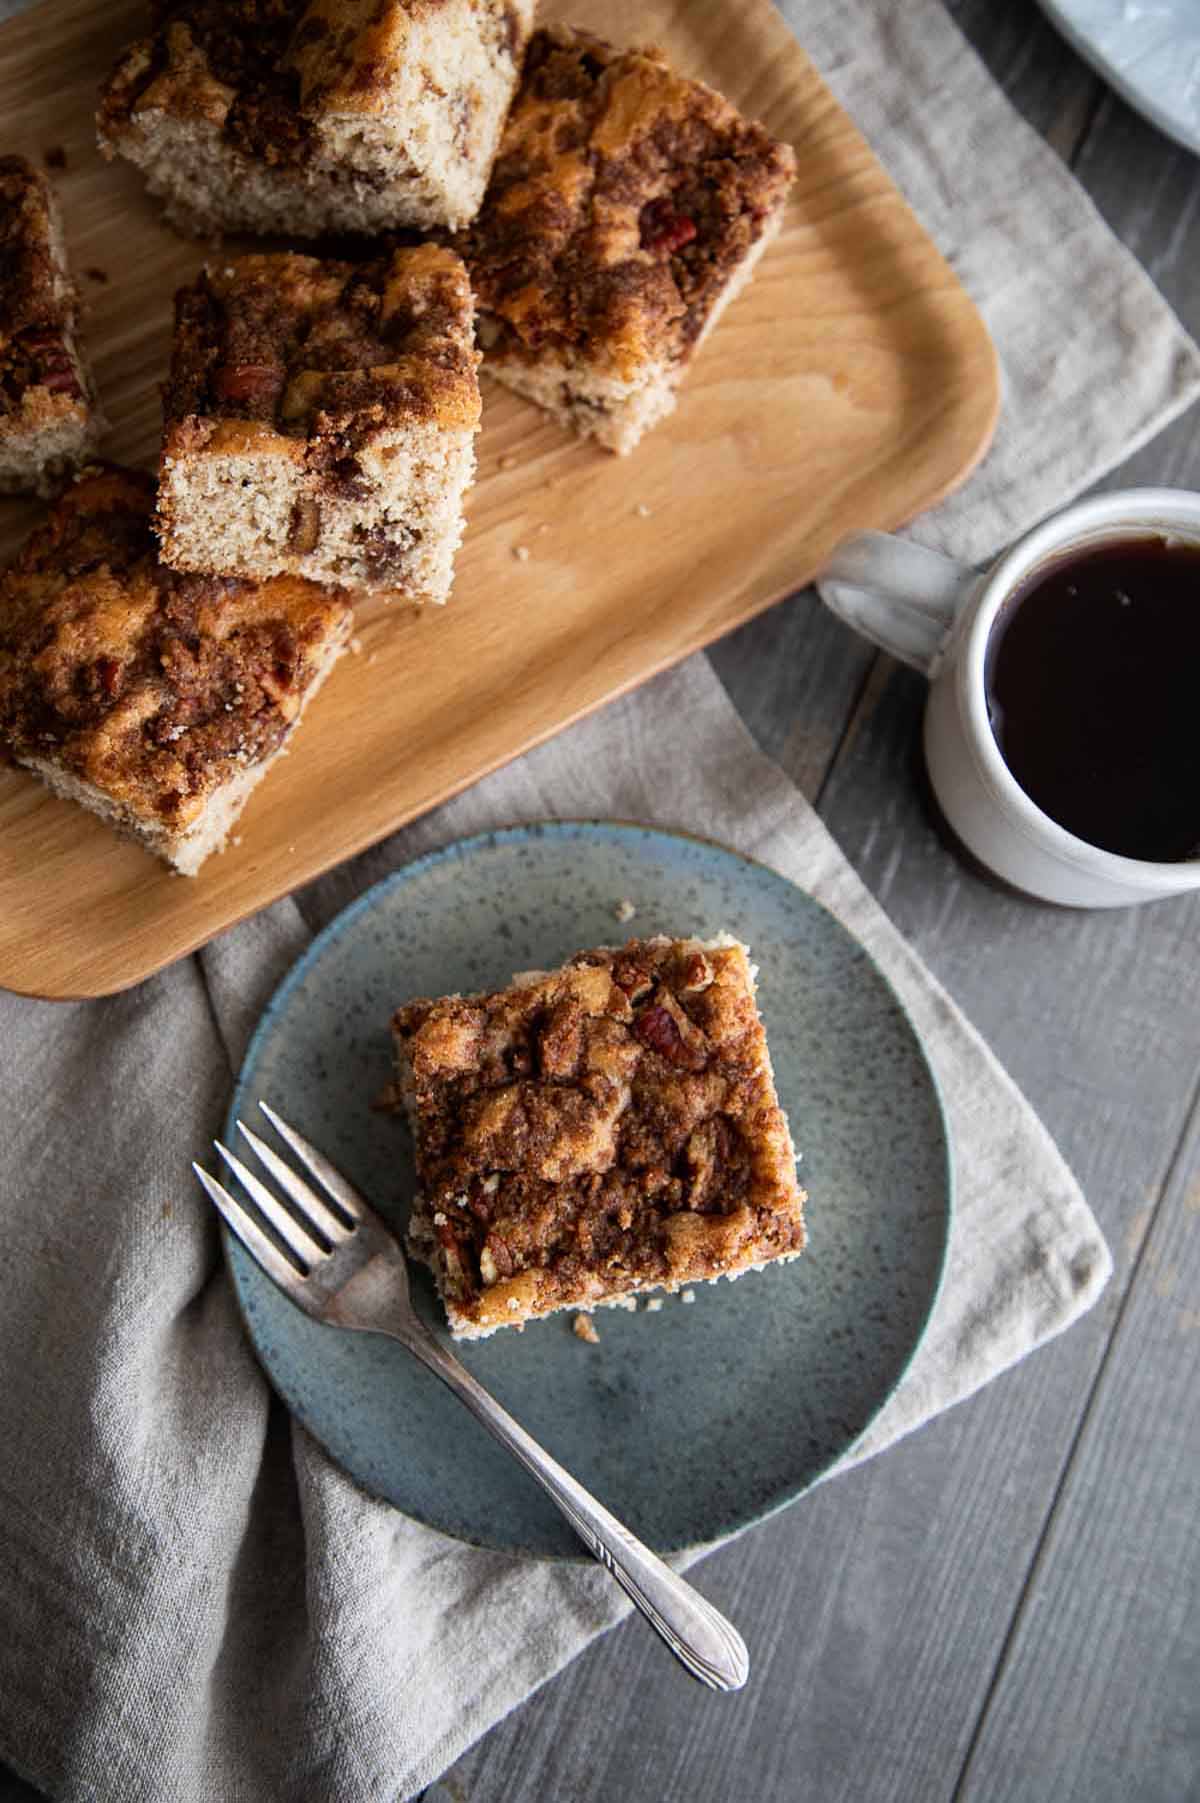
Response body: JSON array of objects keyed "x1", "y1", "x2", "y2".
[
  {"x1": 1038, "y1": 0, "x2": 1200, "y2": 157},
  {"x1": 225, "y1": 822, "x2": 951, "y2": 1559}
]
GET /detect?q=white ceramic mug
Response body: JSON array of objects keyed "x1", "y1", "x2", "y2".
[{"x1": 820, "y1": 489, "x2": 1200, "y2": 908}]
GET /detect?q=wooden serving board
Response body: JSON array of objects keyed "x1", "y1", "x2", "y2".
[{"x1": 0, "y1": 0, "x2": 999, "y2": 999}]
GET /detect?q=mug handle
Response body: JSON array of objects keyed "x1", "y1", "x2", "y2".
[{"x1": 820, "y1": 531, "x2": 977, "y2": 676}]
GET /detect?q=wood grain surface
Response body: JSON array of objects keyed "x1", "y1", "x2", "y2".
[{"x1": 0, "y1": 0, "x2": 997, "y2": 1000}]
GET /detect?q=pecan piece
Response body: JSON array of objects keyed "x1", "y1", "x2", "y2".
[
  {"x1": 635, "y1": 1003, "x2": 684, "y2": 1060},
  {"x1": 288, "y1": 498, "x2": 321, "y2": 554},
  {"x1": 538, "y1": 999, "x2": 584, "y2": 1078},
  {"x1": 612, "y1": 951, "x2": 654, "y2": 1001},
  {"x1": 211, "y1": 361, "x2": 285, "y2": 413},
  {"x1": 635, "y1": 988, "x2": 709, "y2": 1070},
  {"x1": 639, "y1": 198, "x2": 698, "y2": 256},
  {"x1": 16, "y1": 328, "x2": 66, "y2": 357},
  {"x1": 684, "y1": 1120, "x2": 718, "y2": 1208},
  {"x1": 41, "y1": 367, "x2": 84, "y2": 398},
  {"x1": 678, "y1": 951, "x2": 713, "y2": 994}
]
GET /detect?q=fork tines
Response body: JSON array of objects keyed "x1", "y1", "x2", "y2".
[{"x1": 193, "y1": 1102, "x2": 365, "y2": 1284}]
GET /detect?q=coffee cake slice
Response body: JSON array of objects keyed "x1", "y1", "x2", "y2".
[
  {"x1": 97, "y1": 0, "x2": 534, "y2": 238},
  {"x1": 0, "y1": 156, "x2": 104, "y2": 497},
  {"x1": 158, "y1": 245, "x2": 480, "y2": 601},
  {"x1": 392, "y1": 935, "x2": 806, "y2": 1339},
  {"x1": 459, "y1": 27, "x2": 796, "y2": 455},
  {"x1": 0, "y1": 466, "x2": 351, "y2": 874}
]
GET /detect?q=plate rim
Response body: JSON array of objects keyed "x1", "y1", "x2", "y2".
[
  {"x1": 224, "y1": 818, "x2": 955, "y2": 1559},
  {"x1": 1036, "y1": 0, "x2": 1200, "y2": 156}
]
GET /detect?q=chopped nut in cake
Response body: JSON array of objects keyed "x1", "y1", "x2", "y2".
[
  {"x1": 392, "y1": 935, "x2": 806, "y2": 1339},
  {"x1": 97, "y1": 0, "x2": 535, "y2": 238},
  {"x1": 0, "y1": 466, "x2": 351, "y2": 874},
  {"x1": 0, "y1": 155, "x2": 104, "y2": 497},
  {"x1": 458, "y1": 27, "x2": 796, "y2": 455},
  {"x1": 157, "y1": 246, "x2": 481, "y2": 601}
]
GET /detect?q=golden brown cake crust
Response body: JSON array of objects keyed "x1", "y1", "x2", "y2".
[
  {"x1": 98, "y1": 0, "x2": 530, "y2": 164},
  {"x1": 460, "y1": 26, "x2": 797, "y2": 382},
  {"x1": 0, "y1": 156, "x2": 88, "y2": 430},
  {"x1": 162, "y1": 245, "x2": 480, "y2": 463},
  {"x1": 393, "y1": 936, "x2": 806, "y2": 1335},
  {"x1": 0, "y1": 466, "x2": 350, "y2": 832}
]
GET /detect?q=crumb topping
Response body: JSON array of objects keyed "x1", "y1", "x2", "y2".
[
  {"x1": 459, "y1": 26, "x2": 796, "y2": 381},
  {"x1": 99, "y1": 0, "x2": 530, "y2": 164},
  {"x1": 0, "y1": 156, "x2": 85, "y2": 421},
  {"x1": 162, "y1": 245, "x2": 480, "y2": 457},
  {"x1": 394, "y1": 937, "x2": 805, "y2": 1323},
  {"x1": 0, "y1": 466, "x2": 350, "y2": 827}
]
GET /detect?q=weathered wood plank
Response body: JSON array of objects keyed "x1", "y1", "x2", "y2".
[
  {"x1": 957, "y1": 1095, "x2": 1200, "y2": 1803},
  {"x1": 1076, "y1": 90, "x2": 1200, "y2": 497},
  {"x1": 946, "y1": 0, "x2": 1101, "y2": 158}
]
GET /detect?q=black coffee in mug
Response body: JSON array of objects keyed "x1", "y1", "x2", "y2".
[{"x1": 984, "y1": 536, "x2": 1200, "y2": 863}]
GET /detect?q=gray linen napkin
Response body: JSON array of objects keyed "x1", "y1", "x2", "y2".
[{"x1": 1, "y1": 0, "x2": 1198, "y2": 1799}]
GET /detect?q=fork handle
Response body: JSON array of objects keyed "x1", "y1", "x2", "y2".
[{"x1": 402, "y1": 1326, "x2": 749, "y2": 1691}]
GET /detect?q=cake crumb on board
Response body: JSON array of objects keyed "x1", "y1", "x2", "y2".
[{"x1": 573, "y1": 1313, "x2": 600, "y2": 1344}]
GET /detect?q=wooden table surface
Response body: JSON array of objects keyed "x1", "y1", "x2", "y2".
[{"x1": 3, "y1": 2, "x2": 1199, "y2": 1800}]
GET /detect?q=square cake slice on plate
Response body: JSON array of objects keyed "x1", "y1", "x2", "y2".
[
  {"x1": 392, "y1": 935, "x2": 806, "y2": 1339},
  {"x1": 158, "y1": 245, "x2": 480, "y2": 601},
  {"x1": 0, "y1": 466, "x2": 351, "y2": 874},
  {"x1": 97, "y1": 0, "x2": 535, "y2": 237},
  {"x1": 0, "y1": 155, "x2": 104, "y2": 497},
  {"x1": 460, "y1": 26, "x2": 796, "y2": 454}
]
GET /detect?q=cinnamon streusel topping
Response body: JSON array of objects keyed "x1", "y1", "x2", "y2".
[
  {"x1": 0, "y1": 466, "x2": 350, "y2": 829},
  {"x1": 98, "y1": 0, "x2": 527, "y2": 167},
  {"x1": 394, "y1": 936, "x2": 805, "y2": 1322},
  {"x1": 163, "y1": 245, "x2": 480, "y2": 458},
  {"x1": 459, "y1": 27, "x2": 796, "y2": 381},
  {"x1": 0, "y1": 156, "x2": 84, "y2": 419}
]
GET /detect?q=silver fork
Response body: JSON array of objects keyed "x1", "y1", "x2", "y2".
[{"x1": 194, "y1": 1101, "x2": 749, "y2": 1692}]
